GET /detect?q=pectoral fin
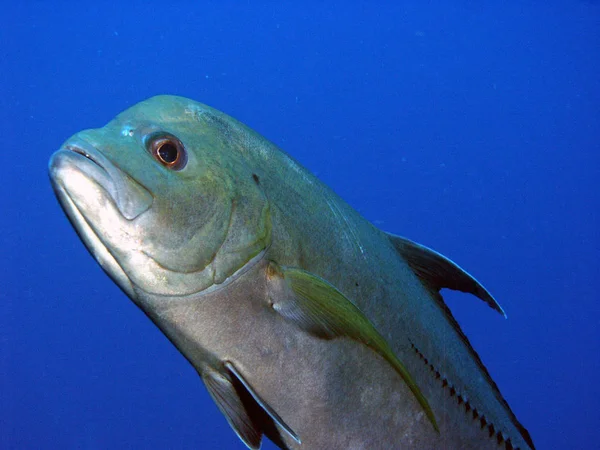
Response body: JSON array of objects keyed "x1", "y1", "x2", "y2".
[
  {"x1": 202, "y1": 363, "x2": 299, "y2": 450},
  {"x1": 266, "y1": 262, "x2": 438, "y2": 432},
  {"x1": 387, "y1": 233, "x2": 506, "y2": 317}
]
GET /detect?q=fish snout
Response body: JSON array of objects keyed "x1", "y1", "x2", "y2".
[{"x1": 50, "y1": 139, "x2": 153, "y2": 221}]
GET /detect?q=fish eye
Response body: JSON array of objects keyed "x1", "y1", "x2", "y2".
[{"x1": 147, "y1": 133, "x2": 187, "y2": 170}]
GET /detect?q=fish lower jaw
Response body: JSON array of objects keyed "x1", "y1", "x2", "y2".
[{"x1": 53, "y1": 178, "x2": 135, "y2": 299}]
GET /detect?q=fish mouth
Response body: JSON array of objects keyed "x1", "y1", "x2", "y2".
[
  {"x1": 63, "y1": 143, "x2": 115, "y2": 199},
  {"x1": 62, "y1": 140, "x2": 154, "y2": 221},
  {"x1": 49, "y1": 143, "x2": 137, "y2": 299},
  {"x1": 66, "y1": 144, "x2": 103, "y2": 167}
]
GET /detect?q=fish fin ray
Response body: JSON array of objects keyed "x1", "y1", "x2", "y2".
[
  {"x1": 386, "y1": 233, "x2": 506, "y2": 317},
  {"x1": 266, "y1": 262, "x2": 439, "y2": 432},
  {"x1": 225, "y1": 361, "x2": 301, "y2": 446},
  {"x1": 201, "y1": 369, "x2": 263, "y2": 449}
]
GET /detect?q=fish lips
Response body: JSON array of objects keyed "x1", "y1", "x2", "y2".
[
  {"x1": 52, "y1": 141, "x2": 153, "y2": 221},
  {"x1": 48, "y1": 141, "x2": 152, "y2": 299}
]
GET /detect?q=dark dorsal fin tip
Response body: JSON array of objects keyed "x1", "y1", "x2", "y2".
[{"x1": 386, "y1": 233, "x2": 506, "y2": 317}]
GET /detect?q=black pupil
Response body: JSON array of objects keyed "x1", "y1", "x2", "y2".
[{"x1": 157, "y1": 142, "x2": 179, "y2": 164}]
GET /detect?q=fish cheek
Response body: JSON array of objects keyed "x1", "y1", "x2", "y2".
[{"x1": 136, "y1": 174, "x2": 234, "y2": 274}]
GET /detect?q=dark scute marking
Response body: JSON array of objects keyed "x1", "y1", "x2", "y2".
[
  {"x1": 252, "y1": 173, "x2": 260, "y2": 185},
  {"x1": 409, "y1": 341, "x2": 528, "y2": 449},
  {"x1": 422, "y1": 291, "x2": 535, "y2": 449},
  {"x1": 480, "y1": 416, "x2": 487, "y2": 428},
  {"x1": 497, "y1": 431, "x2": 505, "y2": 444},
  {"x1": 506, "y1": 438, "x2": 514, "y2": 450},
  {"x1": 355, "y1": 282, "x2": 359, "y2": 287}
]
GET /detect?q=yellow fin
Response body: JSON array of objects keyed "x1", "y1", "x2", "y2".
[{"x1": 267, "y1": 262, "x2": 439, "y2": 432}]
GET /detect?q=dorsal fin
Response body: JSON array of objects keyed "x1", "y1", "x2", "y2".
[{"x1": 386, "y1": 233, "x2": 506, "y2": 317}]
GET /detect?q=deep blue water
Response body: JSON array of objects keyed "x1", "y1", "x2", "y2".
[{"x1": 2, "y1": 2, "x2": 599, "y2": 449}]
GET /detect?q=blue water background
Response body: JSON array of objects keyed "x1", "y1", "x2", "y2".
[{"x1": 2, "y1": 2, "x2": 599, "y2": 449}]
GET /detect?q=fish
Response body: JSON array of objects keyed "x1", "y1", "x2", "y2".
[{"x1": 48, "y1": 95, "x2": 535, "y2": 450}]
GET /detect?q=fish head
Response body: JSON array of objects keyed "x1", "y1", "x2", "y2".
[{"x1": 49, "y1": 95, "x2": 271, "y2": 302}]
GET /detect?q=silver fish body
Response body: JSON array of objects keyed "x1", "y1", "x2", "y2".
[{"x1": 49, "y1": 96, "x2": 534, "y2": 450}]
